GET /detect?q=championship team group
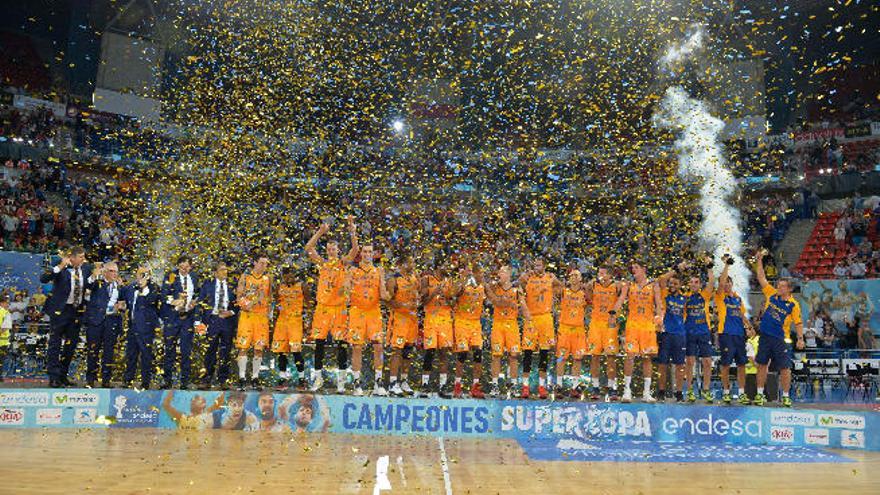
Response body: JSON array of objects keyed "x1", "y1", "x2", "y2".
[{"x1": 37, "y1": 216, "x2": 806, "y2": 407}]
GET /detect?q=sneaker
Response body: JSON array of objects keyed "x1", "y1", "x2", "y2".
[
  {"x1": 400, "y1": 381, "x2": 414, "y2": 395},
  {"x1": 415, "y1": 387, "x2": 431, "y2": 398},
  {"x1": 642, "y1": 392, "x2": 656, "y2": 403},
  {"x1": 675, "y1": 391, "x2": 684, "y2": 402},
  {"x1": 489, "y1": 383, "x2": 501, "y2": 398},
  {"x1": 390, "y1": 382, "x2": 404, "y2": 396},
  {"x1": 722, "y1": 393, "x2": 732, "y2": 404},
  {"x1": 237, "y1": 378, "x2": 247, "y2": 391},
  {"x1": 520, "y1": 384, "x2": 531, "y2": 399},
  {"x1": 453, "y1": 382, "x2": 463, "y2": 398},
  {"x1": 702, "y1": 390, "x2": 714, "y2": 403},
  {"x1": 621, "y1": 388, "x2": 633, "y2": 403},
  {"x1": 251, "y1": 378, "x2": 261, "y2": 390},
  {"x1": 353, "y1": 386, "x2": 364, "y2": 396},
  {"x1": 310, "y1": 373, "x2": 324, "y2": 392},
  {"x1": 538, "y1": 385, "x2": 549, "y2": 400},
  {"x1": 656, "y1": 390, "x2": 666, "y2": 401},
  {"x1": 373, "y1": 384, "x2": 388, "y2": 396},
  {"x1": 590, "y1": 387, "x2": 602, "y2": 401},
  {"x1": 782, "y1": 396, "x2": 793, "y2": 408},
  {"x1": 687, "y1": 391, "x2": 697, "y2": 403},
  {"x1": 738, "y1": 394, "x2": 750, "y2": 405},
  {"x1": 470, "y1": 382, "x2": 485, "y2": 399},
  {"x1": 608, "y1": 390, "x2": 619, "y2": 402},
  {"x1": 276, "y1": 378, "x2": 290, "y2": 391},
  {"x1": 752, "y1": 393, "x2": 766, "y2": 406},
  {"x1": 570, "y1": 385, "x2": 583, "y2": 400},
  {"x1": 296, "y1": 378, "x2": 307, "y2": 390},
  {"x1": 336, "y1": 374, "x2": 347, "y2": 394},
  {"x1": 439, "y1": 382, "x2": 453, "y2": 399}
]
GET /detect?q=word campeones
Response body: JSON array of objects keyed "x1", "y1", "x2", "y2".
[{"x1": 341, "y1": 403, "x2": 491, "y2": 434}]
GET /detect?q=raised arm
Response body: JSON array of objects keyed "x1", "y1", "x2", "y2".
[
  {"x1": 342, "y1": 215, "x2": 359, "y2": 264},
  {"x1": 717, "y1": 255, "x2": 734, "y2": 295},
  {"x1": 162, "y1": 390, "x2": 183, "y2": 422},
  {"x1": 755, "y1": 248, "x2": 770, "y2": 289},
  {"x1": 658, "y1": 261, "x2": 685, "y2": 291},
  {"x1": 304, "y1": 223, "x2": 329, "y2": 264}
]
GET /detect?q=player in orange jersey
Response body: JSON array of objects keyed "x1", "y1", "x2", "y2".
[
  {"x1": 304, "y1": 215, "x2": 359, "y2": 392},
  {"x1": 343, "y1": 244, "x2": 389, "y2": 396},
  {"x1": 235, "y1": 252, "x2": 272, "y2": 390},
  {"x1": 486, "y1": 264, "x2": 531, "y2": 398},
  {"x1": 585, "y1": 264, "x2": 622, "y2": 401},
  {"x1": 272, "y1": 266, "x2": 309, "y2": 390},
  {"x1": 555, "y1": 267, "x2": 589, "y2": 399},
  {"x1": 418, "y1": 264, "x2": 456, "y2": 398},
  {"x1": 518, "y1": 257, "x2": 563, "y2": 399},
  {"x1": 387, "y1": 256, "x2": 420, "y2": 396},
  {"x1": 452, "y1": 264, "x2": 487, "y2": 399},
  {"x1": 615, "y1": 260, "x2": 663, "y2": 403}
]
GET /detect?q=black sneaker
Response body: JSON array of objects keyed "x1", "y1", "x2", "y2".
[
  {"x1": 489, "y1": 383, "x2": 501, "y2": 398},
  {"x1": 276, "y1": 378, "x2": 289, "y2": 391},
  {"x1": 251, "y1": 378, "x2": 262, "y2": 390},
  {"x1": 657, "y1": 390, "x2": 666, "y2": 401},
  {"x1": 438, "y1": 382, "x2": 453, "y2": 399},
  {"x1": 296, "y1": 378, "x2": 307, "y2": 390},
  {"x1": 415, "y1": 385, "x2": 431, "y2": 398},
  {"x1": 675, "y1": 391, "x2": 684, "y2": 402},
  {"x1": 179, "y1": 382, "x2": 190, "y2": 391},
  {"x1": 161, "y1": 381, "x2": 172, "y2": 390},
  {"x1": 140, "y1": 381, "x2": 150, "y2": 390},
  {"x1": 237, "y1": 378, "x2": 247, "y2": 391}
]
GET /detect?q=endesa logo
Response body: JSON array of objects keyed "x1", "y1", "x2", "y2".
[
  {"x1": 662, "y1": 413, "x2": 762, "y2": 439},
  {"x1": 0, "y1": 408, "x2": 25, "y2": 425},
  {"x1": 0, "y1": 392, "x2": 49, "y2": 407},
  {"x1": 770, "y1": 411, "x2": 815, "y2": 427}
]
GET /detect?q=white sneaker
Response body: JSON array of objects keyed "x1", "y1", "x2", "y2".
[
  {"x1": 310, "y1": 373, "x2": 323, "y2": 392},
  {"x1": 373, "y1": 385, "x2": 388, "y2": 396},
  {"x1": 353, "y1": 386, "x2": 364, "y2": 396},
  {"x1": 642, "y1": 392, "x2": 656, "y2": 403},
  {"x1": 400, "y1": 381, "x2": 413, "y2": 395},
  {"x1": 390, "y1": 382, "x2": 404, "y2": 396},
  {"x1": 622, "y1": 388, "x2": 633, "y2": 403}
]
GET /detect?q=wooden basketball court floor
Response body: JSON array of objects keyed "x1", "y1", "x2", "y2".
[{"x1": 0, "y1": 429, "x2": 877, "y2": 494}]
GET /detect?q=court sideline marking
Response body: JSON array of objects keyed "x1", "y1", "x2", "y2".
[
  {"x1": 373, "y1": 455, "x2": 392, "y2": 495},
  {"x1": 438, "y1": 437, "x2": 453, "y2": 495},
  {"x1": 396, "y1": 456, "x2": 407, "y2": 487}
]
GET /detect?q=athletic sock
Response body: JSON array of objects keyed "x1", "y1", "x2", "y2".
[
  {"x1": 737, "y1": 387, "x2": 745, "y2": 396},
  {"x1": 643, "y1": 378, "x2": 652, "y2": 393},
  {"x1": 624, "y1": 376, "x2": 632, "y2": 390},
  {"x1": 782, "y1": 391, "x2": 790, "y2": 398},
  {"x1": 251, "y1": 358, "x2": 261, "y2": 379},
  {"x1": 353, "y1": 370, "x2": 361, "y2": 381},
  {"x1": 723, "y1": 389, "x2": 730, "y2": 395},
  {"x1": 237, "y1": 356, "x2": 248, "y2": 378},
  {"x1": 592, "y1": 377, "x2": 600, "y2": 388},
  {"x1": 557, "y1": 375, "x2": 565, "y2": 386},
  {"x1": 454, "y1": 376, "x2": 461, "y2": 385},
  {"x1": 757, "y1": 387, "x2": 764, "y2": 395},
  {"x1": 390, "y1": 376, "x2": 398, "y2": 385},
  {"x1": 539, "y1": 376, "x2": 546, "y2": 387},
  {"x1": 439, "y1": 373, "x2": 448, "y2": 386},
  {"x1": 472, "y1": 378, "x2": 480, "y2": 385},
  {"x1": 421, "y1": 374, "x2": 429, "y2": 385},
  {"x1": 401, "y1": 373, "x2": 408, "y2": 382}
]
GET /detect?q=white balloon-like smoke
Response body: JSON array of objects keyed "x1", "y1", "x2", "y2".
[{"x1": 653, "y1": 26, "x2": 752, "y2": 314}]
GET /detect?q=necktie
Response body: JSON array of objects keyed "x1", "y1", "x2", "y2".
[
  {"x1": 72, "y1": 268, "x2": 82, "y2": 306},
  {"x1": 218, "y1": 281, "x2": 226, "y2": 313},
  {"x1": 107, "y1": 282, "x2": 117, "y2": 314}
]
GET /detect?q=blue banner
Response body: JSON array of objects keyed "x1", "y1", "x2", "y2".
[
  {"x1": 0, "y1": 251, "x2": 46, "y2": 295},
  {"x1": 801, "y1": 279, "x2": 880, "y2": 333},
  {"x1": 2, "y1": 389, "x2": 877, "y2": 454}
]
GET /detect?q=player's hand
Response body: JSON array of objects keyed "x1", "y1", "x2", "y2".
[
  {"x1": 757, "y1": 247, "x2": 768, "y2": 259},
  {"x1": 318, "y1": 222, "x2": 330, "y2": 234},
  {"x1": 195, "y1": 323, "x2": 207, "y2": 335},
  {"x1": 796, "y1": 336, "x2": 805, "y2": 350},
  {"x1": 347, "y1": 215, "x2": 356, "y2": 231},
  {"x1": 677, "y1": 261, "x2": 689, "y2": 271},
  {"x1": 59, "y1": 255, "x2": 71, "y2": 269}
]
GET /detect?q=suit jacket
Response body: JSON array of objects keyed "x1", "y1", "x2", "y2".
[
  {"x1": 83, "y1": 278, "x2": 123, "y2": 327},
  {"x1": 197, "y1": 278, "x2": 238, "y2": 323},
  {"x1": 123, "y1": 282, "x2": 160, "y2": 335},
  {"x1": 39, "y1": 264, "x2": 94, "y2": 316},
  {"x1": 160, "y1": 270, "x2": 200, "y2": 320}
]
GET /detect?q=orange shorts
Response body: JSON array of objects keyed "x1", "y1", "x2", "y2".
[
  {"x1": 625, "y1": 320, "x2": 658, "y2": 355},
  {"x1": 388, "y1": 310, "x2": 418, "y2": 349},
  {"x1": 423, "y1": 314, "x2": 454, "y2": 350},
  {"x1": 491, "y1": 318, "x2": 521, "y2": 356},
  {"x1": 455, "y1": 318, "x2": 482, "y2": 352},
  {"x1": 236, "y1": 312, "x2": 270, "y2": 350},
  {"x1": 557, "y1": 324, "x2": 586, "y2": 359},
  {"x1": 311, "y1": 304, "x2": 347, "y2": 341},
  {"x1": 347, "y1": 306, "x2": 383, "y2": 345},
  {"x1": 587, "y1": 321, "x2": 619, "y2": 356},
  {"x1": 522, "y1": 313, "x2": 555, "y2": 350},
  {"x1": 271, "y1": 314, "x2": 303, "y2": 353}
]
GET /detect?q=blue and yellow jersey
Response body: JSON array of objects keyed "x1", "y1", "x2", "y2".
[
  {"x1": 661, "y1": 288, "x2": 687, "y2": 335},
  {"x1": 684, "y1": 288, "x2": 712, "y2": 335},
  {"x1": 714, "y1": 292, "x2": 745, "y2": 336},
  {"x1": 759, "y1": 285, "x2": 802, "y2": 340}
]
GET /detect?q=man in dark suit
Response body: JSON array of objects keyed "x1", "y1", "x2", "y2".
[
  {"x1": 122, "y1": 266, "x2": 160, "y2": 389},
  {"x1": 39, "y1": 246, "x2": 92, "y2": 388},
  {"x1": 160, "y1": 255, "x2": 199, "y2": 389},
  {"x1": 195, "y1": 261, "x2": 237, "y2": 389},
  {"x1": 83, "y1": 261, "x2": 124, "y2": 388}
]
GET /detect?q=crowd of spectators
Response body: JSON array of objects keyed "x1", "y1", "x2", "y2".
[{"x1": 1, "y1": 159, "x2": 68, "y2": 252}]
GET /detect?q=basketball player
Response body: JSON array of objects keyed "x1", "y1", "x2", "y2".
[
  {"x1": 585, "y1": 265, "x2": 621, "y2": 401},
  {"x1": 683, "y1": 259, "x2": 716, "y2": 403},
  {"x1": 657, "y1": 267, "x2": 687, "y2": 402},
  {"x1": 272, "y1": 266, "x2": 308, "y2": 390},
  {"x1": 235, "y1": 253, "x2": 272, "y2": 390},
  {"x1": 418, "y1": 264, "x2": 455, "y2": 398},
  {"x1": 617, "y1": 261, "x2": 662, "y2": 403},
  {"x1": 485, "y1": 264, "x2": 530, "y2": 398},
  {"x1": 249, "y1": 391, "x2": 293, "y2": 432},
  {"x1": 452, "y1": 264, "x2": 487, "y2": 399},
  {"x1": 754, "y1": 248, "x2": 804, "y2": 407},
  {"x1": 518, "y1": 258, "x2": 562, "y2": 399},
  {"x1": 344, "y1": 244, "x2": 389, "y2": 396},
  {"x1": 555, "y1": 267, "x2": 588, "y2": 399},
  {"x1": 715, "y1": 255, "x2": 752, "y2": 405},
  {"x1": 305, "y1": 216, "x2": 359, "y2": 392},
  {"x1": 387, "y1": 256, "x2": 420, "y2": 396}
]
